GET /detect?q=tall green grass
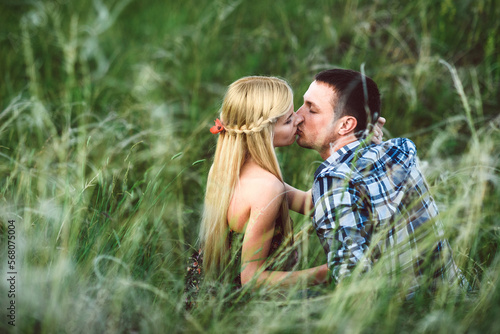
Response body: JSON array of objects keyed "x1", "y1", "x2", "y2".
[{"x1": 0, "y1": 0, "x2": 499, "y2": 332}]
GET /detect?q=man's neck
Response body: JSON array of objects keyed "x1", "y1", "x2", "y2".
[{"x1": 320, "y1": 134, "x2": 358, "y2": 160}]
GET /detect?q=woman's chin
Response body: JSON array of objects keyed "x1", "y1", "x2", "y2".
[
  {"x1": 286, "y1": 137, "x2": 297, "y2": 147},
  {"x1": 274, "y1": 137, "x2": 296, "y2": 148}
]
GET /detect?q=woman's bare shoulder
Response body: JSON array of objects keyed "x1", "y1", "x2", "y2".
[
  {"x1": 229, "y1": 163, "x2": 285, "y2": 232},
  {"x1": 239, "y1": 164, "x2": 285, "y2": 202}
]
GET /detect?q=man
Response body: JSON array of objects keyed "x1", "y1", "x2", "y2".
[{"x1": 296, "y1": 68, "x2": 465, "y2": 292}]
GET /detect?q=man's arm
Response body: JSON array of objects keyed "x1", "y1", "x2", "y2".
[{"x1": 313, "y1": 177, "x2": 372, "y2": 283}]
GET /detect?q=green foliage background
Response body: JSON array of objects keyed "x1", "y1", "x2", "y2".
[{"x1": 0, "y1": 0, "x2": 499, "y2": 333}]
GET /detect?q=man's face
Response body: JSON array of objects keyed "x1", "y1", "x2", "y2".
[{"x1": 296, "y1": 80, "x2": 340, "y2": 158}]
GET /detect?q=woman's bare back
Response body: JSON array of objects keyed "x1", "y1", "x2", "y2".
[{"x1": 227, "y1": 159, "x2": 285, "y2": 233}]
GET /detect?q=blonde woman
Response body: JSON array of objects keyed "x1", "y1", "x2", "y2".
[{"x1": 185, "y1": 76, "x2": 384, "y2": 306}]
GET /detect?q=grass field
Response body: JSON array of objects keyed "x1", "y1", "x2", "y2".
[{"x1": 0, "y1": 0, "x2": 499, "y2": 333}]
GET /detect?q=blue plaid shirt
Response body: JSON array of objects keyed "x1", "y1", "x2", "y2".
[{"x1": 312, "y1": 138, "x2": 464, "y2": 289}]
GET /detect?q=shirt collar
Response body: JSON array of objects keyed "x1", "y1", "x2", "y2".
[{"x1": 314, "y1": 140, "x2": 368, "y2": 179}]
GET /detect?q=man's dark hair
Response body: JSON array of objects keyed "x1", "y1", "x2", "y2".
[{"x1": 315, "y1": 69, "x2": 381, "y2": 138}]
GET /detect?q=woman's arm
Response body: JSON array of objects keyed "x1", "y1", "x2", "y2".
[
  {"x1": 240, "y1": 179, "x2": 327, "y2": 287},
  {"x1": 284, "y1": 183, "x2": 313, "y2": 215},
  {"x1": 246, "y1": 263, "x2": 328, "y2": 288}
]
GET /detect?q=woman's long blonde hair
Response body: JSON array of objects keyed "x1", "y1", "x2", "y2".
[{"x1": 199, "y1": 76, "x2": 294, "y2": 280}]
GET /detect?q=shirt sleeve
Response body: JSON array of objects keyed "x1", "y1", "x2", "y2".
[{"x1": 313, "y1": 175, "x2": 372, "y2": 283}]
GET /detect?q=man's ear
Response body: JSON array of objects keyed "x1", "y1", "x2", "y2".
[{"x1": 338, "y1": 116, "x2": 357, "y2": 135}]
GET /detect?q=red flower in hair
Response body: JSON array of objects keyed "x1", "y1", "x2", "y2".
[{"x1": 210, "y1": 118, "x2": 225, "y2": 134}]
